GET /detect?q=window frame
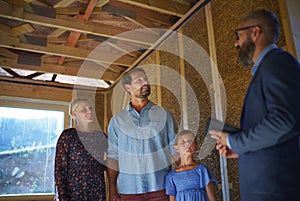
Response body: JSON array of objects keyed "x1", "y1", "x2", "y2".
[{"x1": 0, "y1": 96, "x2": 70, "y2": 201}]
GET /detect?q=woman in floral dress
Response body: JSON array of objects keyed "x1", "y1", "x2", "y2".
[{"x1": 54, "y1": 98, "x2": 107, "y2": 201}]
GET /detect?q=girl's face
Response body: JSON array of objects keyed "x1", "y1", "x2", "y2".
[
  {"x1": 72, "y1": 101, "x2": 94, "y2": 124},
  {"x1": 174, "y1": 133, "x2": 198, "y2": 156}
]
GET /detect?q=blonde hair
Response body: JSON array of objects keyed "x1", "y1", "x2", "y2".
[
  {"x1": 69, "y1": 98, "x2": 92, "y2": 119},
  {"x1": 175, "y1": 130, "x2": 197, "y2": 145}
]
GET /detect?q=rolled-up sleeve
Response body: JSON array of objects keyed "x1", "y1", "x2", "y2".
[{"x1": 107, "y1": 117, "x2": 119, "y2": 160}]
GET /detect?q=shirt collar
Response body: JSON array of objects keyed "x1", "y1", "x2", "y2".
[
  {"x1": 251, "y1": 44, "x2": 278, "y2": 75},
  {"x1": 127, "y1": 100, "x2": 154, "y2": 112}
]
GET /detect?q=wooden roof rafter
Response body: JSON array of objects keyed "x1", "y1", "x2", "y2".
[
  {"x1": 57, "y1": 0, "x2": 98, "y2": 65},
  {"x1": 0, "y1": 0, "x2": 208, "y2": 91},
  {"x1": 110, "y1": 0, "x2": 210, "y2": 89},
  {"x1": 117, "y1": 0, "x2": 191, "y2": 17},
  {"x1": 0, "y1": 33, "x2": 137, "y2": 66},
  {"x1": 0, "y1": 1, "x2": 160, "y2": 45},
  {"x1": 0, "y1": 57, "x2": 120, "y2": 81}
]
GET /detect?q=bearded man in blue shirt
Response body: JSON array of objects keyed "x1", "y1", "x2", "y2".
[{"x1": 107, "y1": 68, "x2": 176, "y2": 201}]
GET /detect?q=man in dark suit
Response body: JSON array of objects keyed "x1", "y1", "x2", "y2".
[{"x1": 210, "y1": 9, "x2": 300, "y2": 201}]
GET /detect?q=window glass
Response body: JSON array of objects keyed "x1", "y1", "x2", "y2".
[
  {"x1": 0, "y1": 107, "x2": 64, "y2": 195},
  {"x1": 0, "y1": 67, "x2": 110, "y2": 88}
]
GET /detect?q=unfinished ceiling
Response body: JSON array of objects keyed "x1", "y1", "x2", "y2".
[{"x1": 0, "y1": 0, "x2": 209, "y2": 91}]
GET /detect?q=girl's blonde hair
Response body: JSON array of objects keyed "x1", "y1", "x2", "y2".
[
  {"x1": 175, "y1": 130, "x2": 197, "y2": 145},
  {"x1": 69, "y1": 98, "x2": 92, "y2": 119}
]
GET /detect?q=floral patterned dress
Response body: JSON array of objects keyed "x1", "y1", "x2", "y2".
[{"x1": 55, "y1": 128, "x2": 107, "y2": 201}]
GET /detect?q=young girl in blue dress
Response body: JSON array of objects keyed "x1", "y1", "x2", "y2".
[{"x1": 165, "y1": 130, "x2": 217, "y2": 201}]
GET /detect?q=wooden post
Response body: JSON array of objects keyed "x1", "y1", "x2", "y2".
[
  {"x1": 205, "y1": 3, "x2": 230, "y2": 201},
  {"x1": 178, "y1": 28, "x2": 188, "y2": 130},
  {"x1": 278, "y1": 0, "x2": 298, "y2": 59},
  {"x1": 155, "y1": 50, "x2": 162, "y2": 106}
]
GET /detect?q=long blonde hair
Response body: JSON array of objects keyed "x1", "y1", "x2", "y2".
[{"x1": 69, "y1": 98, "x2": 93, "y2": 120}]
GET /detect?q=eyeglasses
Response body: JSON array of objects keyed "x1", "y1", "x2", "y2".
[{"x1": 235, "y1": 25, "x2": 258, "y2": 40}]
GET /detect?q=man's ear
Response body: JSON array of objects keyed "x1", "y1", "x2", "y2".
[
  {"x1": 124, "y1": 84, "x2": 131, "y2": 94},
  {"x1": 253, "y1": 26, "x2": 262, "y2": 41}
]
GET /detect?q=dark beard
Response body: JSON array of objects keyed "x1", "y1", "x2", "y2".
[
  {"x1": 238, "y1": 37, "x2": 256, "y2": 67},
  {"x1": 136, "y1": 85, "x2": 151, "y2": 98}
]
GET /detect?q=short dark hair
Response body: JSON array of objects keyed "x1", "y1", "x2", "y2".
[
  {"x1": 121, "y1": 67, "x2": 146, "y2": 89},
  {"x1": 240, "y1": 9, "x2": 280, "y2": 43}
]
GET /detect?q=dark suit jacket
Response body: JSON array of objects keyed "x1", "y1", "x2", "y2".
[{"x1": 229, "y1": 48, "x2": 300, "y2": 201}]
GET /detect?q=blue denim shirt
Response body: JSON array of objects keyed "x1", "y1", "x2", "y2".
[{"x1": 107, "y1": 101, "x2": 176, "y2": 194}]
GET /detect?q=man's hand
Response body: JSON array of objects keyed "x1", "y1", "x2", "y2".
[
  {"x1": 209, "y1": 130, "x2": 228, "y2": 146},
  {"x1": 109, "y1": 191, "x2": 121, "y2": 201},
  {"x1": 216, "y1": 142, "x2": 239, "y2": 158},
  {"x1": 107, "y1": 158, "x2": 120, "y2": 201},
  {"x1": 209, "y1": 130, "x2": 239, "y2": 158}
]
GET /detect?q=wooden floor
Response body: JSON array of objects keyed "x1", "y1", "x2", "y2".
[{"x1": 0, "y1": 193, "x2": 54, "y2": 201}]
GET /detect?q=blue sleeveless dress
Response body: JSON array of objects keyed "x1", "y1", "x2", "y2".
[{"x1": 165, "y1": 164, "x2": 217, "y2": 201}]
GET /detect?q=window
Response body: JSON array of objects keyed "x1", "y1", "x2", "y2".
[
  {"x1": 0, "y1": 68, "x2": 110, "y2": 88},
  {"x1": 0, "y1": 97, "x2": 69, "y2": 200}
]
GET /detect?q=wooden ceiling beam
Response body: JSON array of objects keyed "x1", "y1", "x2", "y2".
[
  {"x1": 107, "y1": 0, "x2": 209, "y2": 89},
  {"x1": 139, "y1": 15, "x2": 172, "y2": 27},
  {"x1": 0, "y1": 0, "x2": 26, "y2": 7},
  {"x1": 54, "y1": 0, "x2": 77, "y2": 8},
  {"x1": 47, "y1": 35, "x2": 93, "y2": 44},
  {"x1": 96, "y1": 0, "x2": 109, "y2": 7},
  {"x1": 47, "y1": 28, "x2": 67, "y2": 38},
  {"x1": 55, "y1": 7, "x2": 81, "y2": 15},
  {"x1": 0, "y1": 2, "x2": 159, "y2": 45},
  {"x1": 117, "y1": 0, "x2": 190, "y2": 17},
  {"x1": 0, "y1": 47, "x2": 18, "y2": 59},
  {"x1": 0, "y1": 33, "x2": 136, "y2": 66},
  {"x1": 82, "y1": 0, "x2": 97, "y2": 18},
  {"x1": 58, "y1": 0, "x2": 98, "y2": 65},
  {"x1": 12, "y1": 23, "x2": 35, "y2": 34},
  {"x1": 55, "y1": 4, "x2": 172, "y2": 29},
  {"x1": 109, "y1": 0, "x2": 173, "y2": 26},
  {"x1": 106, "y1": 42, "x2": 134, "y2": 57},
  {"x1": 0, "y1": 57, "x2": 120, "y2": 81},
  {"x1": 0, "y1": 23, "x2": 19, "y2": 37}
]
